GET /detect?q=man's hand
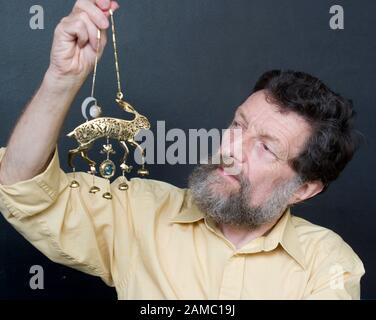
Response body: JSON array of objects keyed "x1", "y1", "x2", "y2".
[
  {"x1": 0, "y1": 0, "x2": 119, "y2": 185},
  {"x1": 48, "y1": 0, "x2": 119, "y2": 87}
]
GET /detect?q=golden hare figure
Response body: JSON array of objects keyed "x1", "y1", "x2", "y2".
[{"x1": 67, "y1": 98, "x2": 150, "y2": 177}]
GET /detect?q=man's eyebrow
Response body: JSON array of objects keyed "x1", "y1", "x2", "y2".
[
  {"x1": 237, "y1": 110, "x2": 284, "y2": 150},
  {"x1": 236, "y1": 110, "x2": 248, "y2": 124},
  {"x1": 259, "y1": 131, "x2": 283, "y2": 147}
]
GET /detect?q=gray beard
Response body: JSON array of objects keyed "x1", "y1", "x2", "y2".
[{"x1": 188, "y1": 161, "x2": 302, "y2": 230}]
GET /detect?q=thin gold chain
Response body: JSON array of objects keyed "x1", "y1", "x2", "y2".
[
  {"x1": 109, "y1": 9, "x2": 124, "y2": 100},
  {"x1": 90, "y1": 11, "x2": 123, "y2": 101},
  {"x1": 91, "y1": 29, "x2": 101, "y2": 99}
]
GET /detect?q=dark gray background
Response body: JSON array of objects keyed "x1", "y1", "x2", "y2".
[{"x1": 0, "y1": 0, "x2": 375, "y2": 299}]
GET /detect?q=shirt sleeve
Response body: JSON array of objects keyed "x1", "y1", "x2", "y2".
[
  {"x1": 0, "y1": 145, "x2": 125, "y2": 286},
  {"x1": 304, "y1": 234, "x2": 365, "y2": 300}
]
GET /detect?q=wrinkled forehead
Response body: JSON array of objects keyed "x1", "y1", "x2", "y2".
[{"x1": 236, "y1": 90, "x2": 313, "y2": 157}]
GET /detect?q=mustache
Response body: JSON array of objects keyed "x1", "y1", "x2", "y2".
[
  {"x1": 206, "y1": 154, "x2": 235, "y2": 167},
  {"x1": 205, "y1": 154, "x2": 247, "y2": 184}
]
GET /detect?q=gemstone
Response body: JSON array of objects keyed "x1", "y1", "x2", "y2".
[
  {"x1": 104, "y1": 164, "x2": 113, "y2": 175},
  {"x1": 99, "y1": 159, "x2": 116, "y2": 178}
]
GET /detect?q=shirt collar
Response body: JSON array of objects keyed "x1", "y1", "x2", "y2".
[
  {"x1": 170, "y1": 190, "x2": 205, "y2": 224},
  {"x1": 170, "y1": 190, "x2": 306, "y2": 269},
  {"x1": 262, "y1": 208, "x2": 306, "y2": 269}
]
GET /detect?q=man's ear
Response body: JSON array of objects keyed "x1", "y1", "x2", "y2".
[{"x1": 289, "y1": 180, "x2": 324, "y2": 205}]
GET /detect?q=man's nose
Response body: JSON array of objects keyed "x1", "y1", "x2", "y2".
[{"x1": 221, "y1": 127, "x2": 245, "y2": 164}]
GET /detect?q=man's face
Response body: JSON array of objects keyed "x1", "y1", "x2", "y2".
[{"x1": 189, "y1": 90, "x2": 312, "y2": 229}]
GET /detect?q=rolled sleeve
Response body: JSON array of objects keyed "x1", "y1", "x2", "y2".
[
  {"x1": 0, "y1": 146, "x2": 67, "y2": 219},
  {"x1": 0, "y1": 145, "x2": 118, "y2": 286}
]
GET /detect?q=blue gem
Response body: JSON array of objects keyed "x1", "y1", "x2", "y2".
[{"x1": 104, "y1": 164, "x2": 113, "y2": 175}]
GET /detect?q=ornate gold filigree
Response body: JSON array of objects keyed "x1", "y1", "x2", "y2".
[{"x1": 67, "y1": 98, "x2": 150, "y2": 177}]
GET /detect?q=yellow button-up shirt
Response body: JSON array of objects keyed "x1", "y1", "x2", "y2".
[{"x1": 0, "y1": 146, "x2": 365, "y2": 299}]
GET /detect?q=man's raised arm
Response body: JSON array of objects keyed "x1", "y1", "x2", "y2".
[
  {"x1": 0, "y1": 0, "x2": 128, "y2": 287},
  {"x1": 0, "y1": 0, "x2": 119, "y2": 185}
]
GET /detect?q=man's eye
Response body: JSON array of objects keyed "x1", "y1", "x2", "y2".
[
  {"x1": 262, "y1": 143, "x2": 270, "y2": 151},
  {"x1": 232, "y1": 120, "x2": 239, "y2": 127},
  {"x1": 262, "y1": 143, "x2": 277, "y2": 158}
]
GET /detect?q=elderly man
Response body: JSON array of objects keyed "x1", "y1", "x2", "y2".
[{"x1": 0, "y1": 0, "x2": 365, "y2": 299}]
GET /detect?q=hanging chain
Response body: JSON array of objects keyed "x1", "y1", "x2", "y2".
[
  {"x1": 91, "y1": 29, "x2": 101, "y2": 99},
  {"x1": 109, "y1": 9, "x2": 124, "y2": 100},
  {"x1": 90, "y1": 10, "x2": 123, "y2": 101}
]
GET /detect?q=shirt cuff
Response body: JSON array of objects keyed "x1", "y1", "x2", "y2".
[{"x1": 0, "y1": 145, "x2": 69, "y2": 219}]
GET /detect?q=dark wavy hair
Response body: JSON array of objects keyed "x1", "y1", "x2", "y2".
[{"x1": 253, "y1": 70, "x2": 361, "y2": 193}]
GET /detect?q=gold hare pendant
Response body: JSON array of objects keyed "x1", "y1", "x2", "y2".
[{"x1": 67, "y1": 98, "x2": 150, "y2": 178}]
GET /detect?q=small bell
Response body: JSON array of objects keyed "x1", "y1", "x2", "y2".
[
  {"x1": 89, "y1": 186, "x2": 100, "y2": 194},
  {"x1": 137, "y1": 167, "x2": 149, "y2": 177},
  {"x1": 102, "y1": 192, "x2": 112, "y2": 200},
  {"x1": 118, "y1": 182, "x2": 129, "y2": 191},
  {"x1": 69, "y1": 167, "x2": 80, "y2": 188},
  {"x1": 70, "y1": 180, "x2": 80, "y2": 188}
]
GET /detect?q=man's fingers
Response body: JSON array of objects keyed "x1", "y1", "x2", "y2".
[
  {"x1": 96, "y1": 0, "x2": 120, "y2": 16},
  {"x1": 99, "y1": 29, "x2": 107, "y2": 54},
  {"x1": 110, "y1": 1, "x2": 120, "y2": 11},
  {"x1": 73, "y1": 0, "x2": 120, "y2": 28},
  {"x1": 105, "y1": 1, "x2": 120, "y2": 17},
  {"x1": 55, "y1": 0, "x2": 118, "y2": 53},
  {"x1": 96, "y1": 0, "x2": 111, "y2": 11},
  {"x1": 73, "y1": 0, "x2": 109, "y2": 29},
  {"x1": 59, "y1": 16, "x2": 90, "y2": 48},
  {"x1": 78, "y1": 12, "x2": 101, "y2": 51}
]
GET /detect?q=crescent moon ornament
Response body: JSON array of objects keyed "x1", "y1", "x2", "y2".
[
  {"x1": 89, "y1": 104, "x2": 102, "y2": 118},
  {"x1": 81, "y1": 96, "x2": 102, "y2": 120}
]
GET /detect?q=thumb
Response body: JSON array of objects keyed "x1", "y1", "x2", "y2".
[{"x1": 101, "y1": 1, "x2": 120, "y2": 17}]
